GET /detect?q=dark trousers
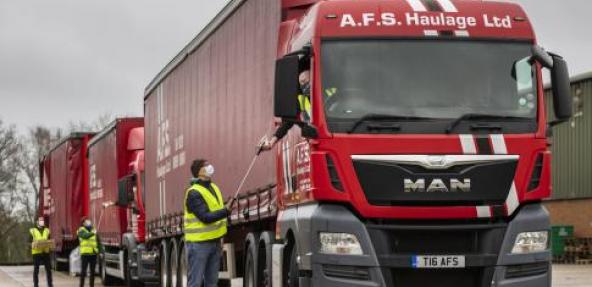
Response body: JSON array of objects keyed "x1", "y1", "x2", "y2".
[
  {"x1": 33, "y1": 253, "x2": 53, "y2": 287},
  {"x1": 80, "y1": 254, "x2": 97, "y2": 287}
]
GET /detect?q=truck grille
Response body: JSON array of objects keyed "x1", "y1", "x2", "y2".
[
  {"x1": 505, "y1": 262, "x2": 549, "y2": 279},
  {"x1": 323, "y1": 265, "x2": 370, "y2": 281},
  {"x1": 367, "y1": 220, "x2": 506, "y2": 286},
  {"x1": 388, "y1": 268, "x2": 484, "y2": 287},
  {"x1": 352, "y1": 156, "x2": 517, "y2": 206}
]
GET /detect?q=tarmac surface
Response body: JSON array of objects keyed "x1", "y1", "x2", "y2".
[{"x1": 0, "y1": 264, "x2": 590, "y2": 287}]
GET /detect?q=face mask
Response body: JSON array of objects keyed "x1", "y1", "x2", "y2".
[
  {"x1": 84, "y1": 220, "x2": 92, "y2": 227},
  {"x1": 203, "y1": 164, "x2": 215, "y2": 177},
  {"x1": 38, "y1": 221, "x2": 45, "y2": 227},
  {"x1": 301, "y1": 82, "x2": 311, "y2": 96}
]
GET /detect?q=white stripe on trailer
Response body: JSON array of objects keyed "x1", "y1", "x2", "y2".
[
  {"x1": 406, "y1": 0, "x2": 427, "y2": 12},
  {"x1": 454, "y1": 30, "x2": 470, "y2": 37},
  {"x1": 282, "y1": 141, "x2": 293, "y2": 194},
  {"x1": 424, "y1": 30, "x2": 439, "y2": 36},
  {"x1": 459, "y1": 134, "x2": 477, "y2": 154},
  {"x1": 436, "y1": 0, "x2": 459, "y2": 12},
  {"x1": 476, "y1": 206, "x2": 492, "y2": 218}
]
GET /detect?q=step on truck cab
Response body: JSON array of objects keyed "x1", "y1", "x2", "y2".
[
  {"x1": 138, "y1": 0, "x2": 573, "y2": 287},
  {"x1": 85, "y1": 118, "x2": 146, "y2": 286}
]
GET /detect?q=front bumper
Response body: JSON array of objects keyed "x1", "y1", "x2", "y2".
[{"x1": 280, "y1": 203, "x2": 551, "y2": 287}]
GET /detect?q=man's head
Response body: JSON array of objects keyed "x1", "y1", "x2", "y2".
[
  {"x1": 299, "y1": 70, "x2": 311, "y2": 96},
  {"x1": 82, "y1": 217, "x2": 92, "y2": 228},
  {"x1": 299, "y1": 70, "x2": 310, "y2": 87},
  {"x1": 38, "y1": 217, "x2": 45, "y2": 228},
  {"x1": 191, "y1": 159, "x2": 215, "y2": 180}
]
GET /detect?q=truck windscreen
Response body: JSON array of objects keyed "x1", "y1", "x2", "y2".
[{"x1": 321, "y1": 40, "x2": 538, "y2": 134}]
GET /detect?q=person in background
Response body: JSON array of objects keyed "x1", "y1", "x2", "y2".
[
  {"x1": 30, "y1": 216, "x2": 53, "y2": 287},
  {"x1": 184, "y1": 159, "x2": 229, "y2": 287},
  {"x1": 78, "y1": 217, "x2": 100, "y2": 287}
]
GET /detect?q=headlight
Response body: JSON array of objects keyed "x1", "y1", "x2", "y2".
[
  {"x1": 319, "y1": 232, "x2": 363, "y2": 255},
  {"x1": 141, "y1": 252, "x2": 158, "y2": 261},
  {"x1": 511, "y1": 231, "x2": 549, "y2": 254}
]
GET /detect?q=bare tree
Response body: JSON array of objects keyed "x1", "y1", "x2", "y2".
[
  {"x1": 0, "y1": 120, "x2": 23, "y2": 240},
  {"x1": 66, "y1": 112, "x2": 115, "y2": 133},
  {"x1": 16, "y1": 126, "x2": 54, "y2": 223}
]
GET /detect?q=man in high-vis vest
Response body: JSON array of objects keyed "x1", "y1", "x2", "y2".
[
  {"x1": 30, "y1": 216, "x2": 53, "y2": 287},
  {"x1": 78, "y1": 217, "x2": 99, "y2": 287},
  {"x1": 184, "y1": 159, "x2": 229, "y2": 287},
  {"x1": 260, "y1": 70, "x2": 337, "y2": 151}
]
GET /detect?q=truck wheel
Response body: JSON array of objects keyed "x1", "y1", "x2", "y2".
[
  {"x1": 170, "y1": 239, "x2": 180, "y2": 287},
  {"x1": 178, "y1": 241, "x2": 187, "y2": 287},
  {"x1": 50, "y1": 253, "x2": 57, "y2": 271},
  {"x1": 257, "y1": 232, "x2": 274, "y2": 287},
  {"x1": 286, "y1": 245, "x2": 299, "y2": 287},
  {"x1": 160, "y1": 240, "x2": 171, "y2": 287},
  {"x1": 100, "y1": 253, "x2": 118, "y2": 286},
  {"x1": 243, "y1": 233, "x2": 258, "y2": 287}
]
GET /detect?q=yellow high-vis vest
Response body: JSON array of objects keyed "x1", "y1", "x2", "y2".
[
  {"x1": 298, "y1": 94, "x2": 312, "y2": 121},
  {"x1": 30, "y1": 228, "x2": 50, "y2": 255},
  {"x1": 184, "y1": 183, "x2": 227, "y2": 242},
  {"x1": 78, "y1": 227, "x2": 98, "y2": 255}
]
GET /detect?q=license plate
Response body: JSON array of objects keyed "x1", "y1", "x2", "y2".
[{"x1": 412, "y1": 255, "x2": 465, "y2": 268}]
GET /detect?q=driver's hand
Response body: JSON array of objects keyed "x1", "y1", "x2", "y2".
[{"x1": 259, "y1": 136, "x2": 277, "y2": 152}]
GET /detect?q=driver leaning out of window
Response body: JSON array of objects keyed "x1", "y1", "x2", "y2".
[{"x1": 260, "y1": 70, "x2": 312, "y2": 151}]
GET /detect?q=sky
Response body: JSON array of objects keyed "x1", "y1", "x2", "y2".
[{"x1": 0, "y1": 0, "x2": 590, "y2": 132}]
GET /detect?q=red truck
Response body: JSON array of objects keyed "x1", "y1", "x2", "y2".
[
  {"x1": 54, "y1": 1, "x2": 574, "y2": 287},
  {"x1": 39, "y1": 132, "x2": 95, "y2": 271},
  {"x1": 85, "y1": 118, "x2": 145, "y2": 286}
]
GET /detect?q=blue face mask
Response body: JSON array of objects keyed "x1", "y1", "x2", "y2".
[{"x1": 301, "y1": 83, "x2": 311, "y2": 96}]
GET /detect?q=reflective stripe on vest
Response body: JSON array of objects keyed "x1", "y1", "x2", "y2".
[
  {"x1": 183, "y1": 183, "x2": 227, "y2": 242},
  {"x1": 298, "y1": 94, "x2": 312, "y2": 121},
  {"x1": 30, "y1": 228, "x2": 50, "y2": 255},
  {"x1": 78, "y1": 227, "x2": 98, "y2": 255}
]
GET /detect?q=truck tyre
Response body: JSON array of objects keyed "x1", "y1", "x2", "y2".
[
  {"x1": 170, "y1": 239, "x2": 180, "y2": 287},
  {"x1": 257, "y1": 231, "x2": 274, "y2": 287},
  {"x1": 54, "y1": 252, "x2": 67, "y2": 271},
  {"x1": 100, "y1": 253, "x2": 118, "y2": 286},
  {"x1": 160, "y1": 240, "x2": 171, "y2": 287},
  {"x1": 243, "y1": 233, "x2": 258, "y2": 287},
  {"x1": 286, "y1": 244, "x2": 299, "y2": 287},
  {"x1": 178, "y1": 241, "x2": 187, "y2": 287},
  {"x1": 50, "y1": 253, "x2": 57, "y2": 271}
]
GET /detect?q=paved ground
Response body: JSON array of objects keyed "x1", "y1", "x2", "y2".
[
  {"x1": 552, "y1": 264, "x2": 592, "y2": 287},
  {"x1": 0, "y1": 264, "x2": 590, "y2": 286}
]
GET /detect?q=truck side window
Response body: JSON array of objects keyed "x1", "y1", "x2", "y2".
[{"x1": 514, "y1": 57, "x2": 536, "y2": 113}]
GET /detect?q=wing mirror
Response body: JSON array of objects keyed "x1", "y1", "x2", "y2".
[{"x1": 531, "y1": 46, "x2": 573, "y2": 125}]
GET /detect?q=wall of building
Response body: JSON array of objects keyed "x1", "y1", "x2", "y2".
[
  {"x1": 545, "y1": 72, "x2": 592, "y2": 200},
  {"x1": 544, "y1": 198, "x2": 592, "y2": 237},
  {"x1": 543, "y1": 72, "x2": 592, "y2": 237}
]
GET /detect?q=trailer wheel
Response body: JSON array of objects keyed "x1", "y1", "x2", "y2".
[
  {"x1": 286, "y1": 244, "x2": 299, "y2": 287},
  {"x1": 257, "y1": 231, "x2": 274, "y2": 287},
  {"x1": 243, "y1": 233, "x2": 258, "y2": 287},
  {"x1": 178, "y1": 241, "x2": 187, "y2": 287},
  {"x1": 160, "y1": 240, "x2": 171, "y2": 287},
  {"x1": 100, "y1": 252, "x2": 118, "y2": 286},
  {"x1": 170, "y1": 239, "x2": 180, "y2": 287}
]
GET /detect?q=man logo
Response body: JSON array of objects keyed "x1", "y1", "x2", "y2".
[{"x1": 404, "y1": 178, "x2": 471, "y2": 193}]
